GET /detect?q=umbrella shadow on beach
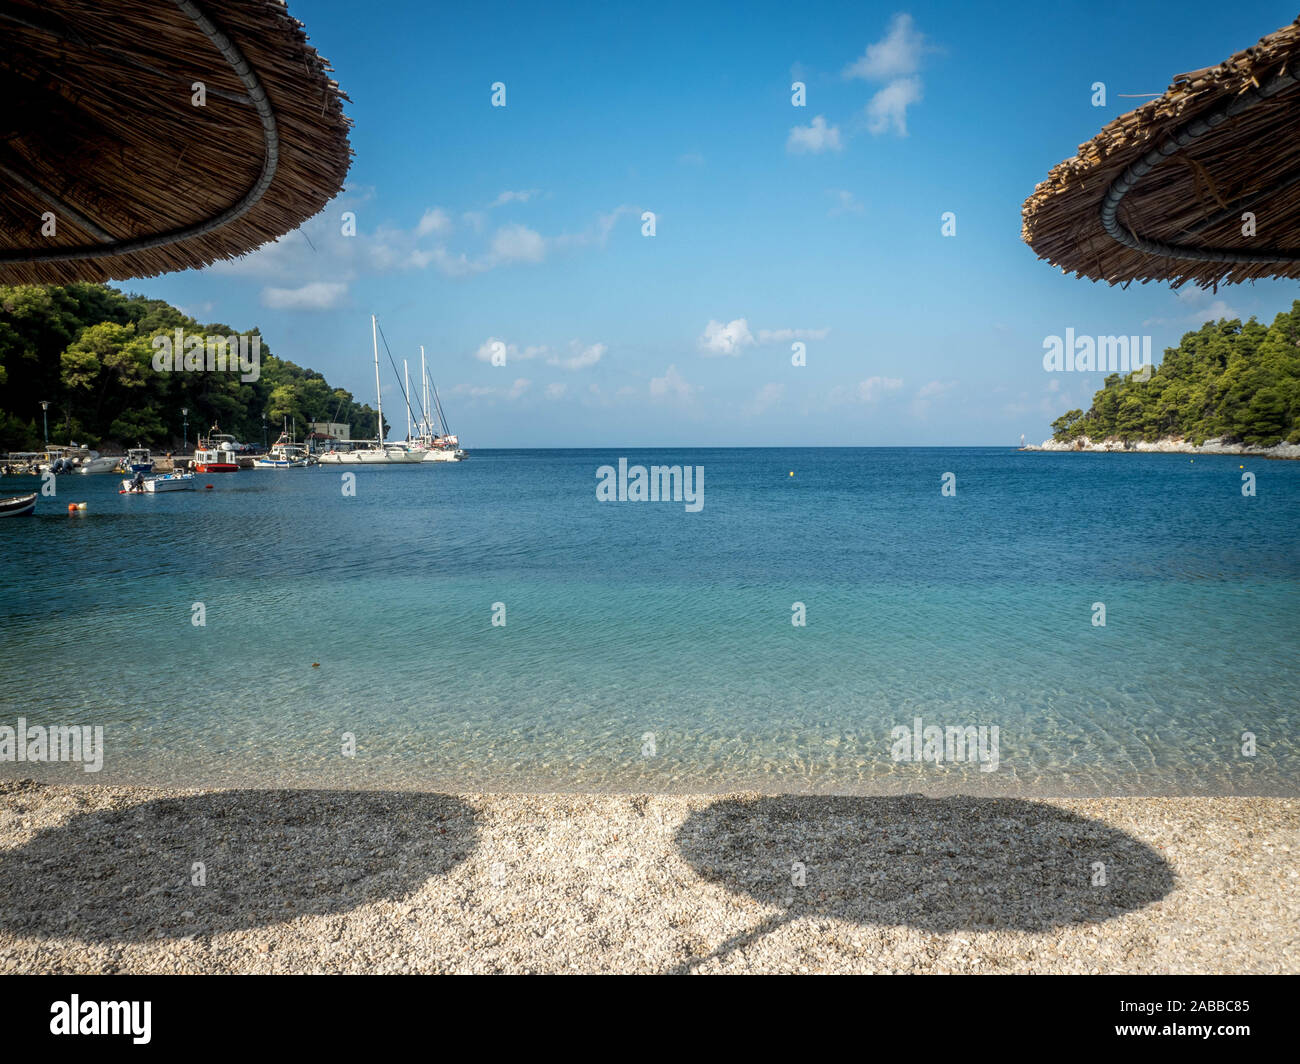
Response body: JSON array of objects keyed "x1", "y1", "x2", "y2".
[
  {"x1": 0, "y1": 787, "x2": 477, "y2": 943},
  {"x1": 672, "y1": 794, "x2": 1175, "y2": 972}
]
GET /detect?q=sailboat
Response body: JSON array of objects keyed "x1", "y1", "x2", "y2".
[
  {"x1": 406, "y1": 345, "x2": 467, "y2": 461},
  {"x1": 318, "y1": 316, "x2": 423, "y2": 465}
]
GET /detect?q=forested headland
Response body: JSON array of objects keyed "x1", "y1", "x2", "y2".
[
  {"x1": 1051, "y1": 301, "x2": 1300, "y2": 447},
  {"x1": 0, "y1": 284, "x2": 384, "y2": 451}
]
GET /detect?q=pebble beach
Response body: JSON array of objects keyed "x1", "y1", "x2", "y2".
[{"x1": 0, "y1": 780, "x2": 1294, "y2": 974}]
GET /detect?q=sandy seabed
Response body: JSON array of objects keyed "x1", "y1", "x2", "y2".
[{"x1": 0, "y1": 780, "x2": 1295, "y2": 974}]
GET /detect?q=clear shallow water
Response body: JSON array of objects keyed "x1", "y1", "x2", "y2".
[{"x1": 0, "y1": 447, "x2": 1296, "y2": 795}]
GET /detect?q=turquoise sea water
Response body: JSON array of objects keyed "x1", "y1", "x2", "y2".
[{"x1": 0, "y1": 448, "x2": 1296, "y2": 795}]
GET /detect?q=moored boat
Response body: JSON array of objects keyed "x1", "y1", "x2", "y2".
[
  {"x1": 193, "y1": 428, "x2": 242, "y2": 473},
  {"x1": 0, "y1": 492, "x2": 37, "y2": 517},
  {"x1": 119, "y1": 447, "x2": 154, "y2": 474},
  {"x1": 120, "y1": 472, "x2": 196, "y2": 493},
  {"x1": 316, "y1": 317, "x2": 431, "y2": 466},
  {"x1": 77, "y1": 452, "x2": 119, "y2": 474},
  {"x1": 407, "y1": 345, "x2": 468, "y2": 460},
  {"x1": 253, "y1": 431, "x2": 311, "y2": 468}
]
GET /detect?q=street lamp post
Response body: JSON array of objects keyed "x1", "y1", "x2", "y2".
[
  {"x1": 181, "y1": 407, "x2": 189, "y2": 451},
  {"x1": 39, "y1": 400, "x2": 49, "y2": 445}
]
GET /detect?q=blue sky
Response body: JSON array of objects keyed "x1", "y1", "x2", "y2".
[{"x1": 131, "y1": 0, "x2": 1300, "y2": 446}]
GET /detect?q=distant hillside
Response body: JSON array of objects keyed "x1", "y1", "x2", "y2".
[
  {"x1": 1051, "y1": 301, "x2": 1300, "y2": 447},
  {"x1": 0, "y1": 284, "x2": 385, "y2": 451}
]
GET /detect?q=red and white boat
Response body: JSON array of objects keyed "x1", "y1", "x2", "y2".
[{"x1": 193, "y1": 429, "x2": 241, "y2": 473}]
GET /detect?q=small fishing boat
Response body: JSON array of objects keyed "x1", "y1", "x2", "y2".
[
  {"x1": 119, "y1": 447, "x2": 154, "y2": 474},
  {"x1": 0, "y1": 492, "x2": 37, "y2": 517},
  {"x1": 193, "y1": 445, "x2": 239, "y2": 473},
  {"x1": 253, "y1": 431, "x2": 311, "y2": 468},
  {"x1": 193, "y1": 429, "x2": 242, "y2": 473},
  {"x1": 120, "y1": 472, "x2": 196, "y2": 493}
]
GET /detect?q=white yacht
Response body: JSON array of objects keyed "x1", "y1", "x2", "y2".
[
  {"x1": 317, "y1": 316, "x2": 426, "y2": 465},
  {"x1": 406, "y1": 345, "x2": 467, "y2": 461},
  {"x1": 77, "y1": 451, "x2": 119, "y2": 474}
]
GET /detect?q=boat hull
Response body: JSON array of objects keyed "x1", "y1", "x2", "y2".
[
  {"x1": 0, "y1": 492, "x2": 36, "y2": 517},
  {"x1": 317, "y1": 450, "x2": 423, "y2": 464},
  {"x1": 195, "y1": 463, "x2": 240, "y2": 473},
  {"x1": 121, "y1": 475, "x2": 196, "y2": 493},
  {"x1": 77, "y1": 457, "x2": 119, "y2": 474}
]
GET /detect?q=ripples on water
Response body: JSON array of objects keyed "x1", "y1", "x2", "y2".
[{"x1": 1, "y1": 448, "x2": 1296, "y2": 794}]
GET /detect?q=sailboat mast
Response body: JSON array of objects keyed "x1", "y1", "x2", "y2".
[
  {"x1": 372, "y1": 314, "x2": 383, "y2": 445},
  {"x1": 404, "y1": 359, "x2": 412, "y2": 441},
  {"x1": 432, "y1": 379, "x2": 450, "y2": 436},
  {"x1": 420, "y1": 346, "x2": 430, "y2": 437}
]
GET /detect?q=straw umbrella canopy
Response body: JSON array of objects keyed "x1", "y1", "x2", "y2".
[
  {"x1": 1022, "y1": 18, "x2": 1300, "y2": 289},
  {"x1": 0, "y1": 0, "x2": 352, "y2": 284}
]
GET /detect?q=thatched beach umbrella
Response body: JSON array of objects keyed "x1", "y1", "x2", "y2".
[
  {"x1": 1022, "y1": 18, "x2": 1300, "y2": 289},
  {"x1": 0, "y1": 0, "x2": 351, "y2": 284}
]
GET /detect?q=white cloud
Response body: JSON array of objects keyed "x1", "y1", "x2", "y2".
[
  {"x1": 489, "y1": 223, "x2": 546, "y2": 265},
  {"x1": 786, "y1": 115, "x2": 842, "y2": 155},
  {"x1": 858, "y1": 376, "x2": 903, "y2": 402},
  {"x1": 553, "y1": 205, "x2": 639, "y2": 250},
  {"x1": 208, "y1": 190, "x2": 627, "y2": 289},
  {"x1": 865, "y1": 76, "x2": 923, "y2": 136},
  {"x1": 756, "y1": 326, "x2": 830, "y2": 344},
  {"x1": 548, "y1": 342, "x2": 606, "y2": 370},
  {"x1": 916, "y1": 379, "x2": 957, "y2": 399},
  {"x1": 449, "y1": 378, "x2": 533, "y2": 402},
  {"x1": 415, "y1": 207, "x2": 452, "y2": 236},
  {"x1": 827, "y1": 189, "x2": 864, "y2": 217},
  {"x1": 545, "y1": 382, "x2": 568, "y2": 400},
  {"x1": 844, "y1": 13, "x2": 928, "y2": 81},
  {"x1": 489, "y1": 189, "x2": 540, "y2": 208},
  {"x1": 699, "y1": 318, "x2": 755, "y2": 355},
  {"x1": 473, "y1": 337, "x2": 548, "y2": 363},
  {"x1": 261, "y1": 281, "x2": 347, "y2": 310},
  {"x1": 841, "y1": 15, "x2": 931, "y2": 139},
  {"x1": 650, "y1": 364, "x2": 694, "y2": 401},
  {"x1": 1145, "y1": 288, "x2": 1241, "y2": 327}
]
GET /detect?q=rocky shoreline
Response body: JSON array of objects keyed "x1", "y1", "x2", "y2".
[
  {"x1": 1026, "y1": 435, "x2": 1300, "y2": 459},
  {"x1": 0, "y1": 780, "x2": 1295, "y2": 974}
]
